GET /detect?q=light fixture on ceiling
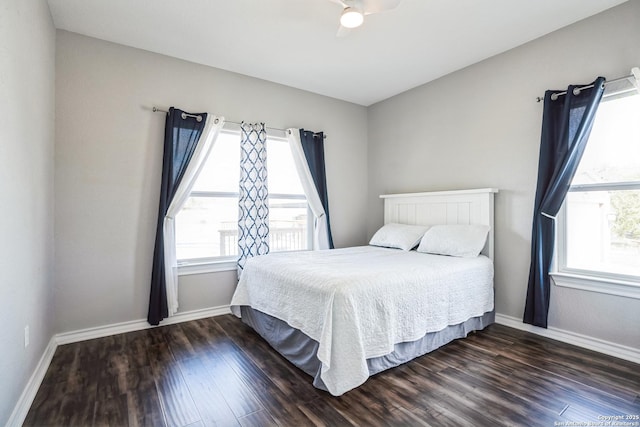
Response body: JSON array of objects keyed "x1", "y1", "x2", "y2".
[{"x1": 340, "y1": 6, "x2": 364, "y2": 28}]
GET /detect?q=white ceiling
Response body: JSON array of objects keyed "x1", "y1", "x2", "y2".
[{"x1": 47, "y1": 0, "x2": 628, "y2": 106}]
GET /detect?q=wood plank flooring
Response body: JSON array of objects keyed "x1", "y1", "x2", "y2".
[{"x1": 24, "y1": 315, "x2": 640, "y2": 426}]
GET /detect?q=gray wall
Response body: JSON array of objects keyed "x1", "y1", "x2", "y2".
[
  {"x1": 54, "y1": 31, "x2": 369, "y2": 333},
  {"x1": 367, "y1": 0, "x2": 640, "y2": 348},
  {"x1": 0, "y1": 0, "x2": 56, "y2": 423}
]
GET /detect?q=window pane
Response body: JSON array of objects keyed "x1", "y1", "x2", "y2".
[
  {"x1": 269, "y1": 197, "x2": 308, "y2": 252},
  {"x1": 175, "y1": 196, "x2": 238, "y2": 260},
  {"x1": 267, "y1": 138, "x2": 305, "y2": 195},
  {"x1": 192, "y1": 131, "x2": 240, "y2": 192},
  {"x1": 572, "y1": 93, "x2": 640, "y2": 185},
  {"x1": 176, "y1": 132, "x2": 311, "y2": 261},
  {"x1": 566, "y1": 190, "x2": 640, "y2": 276},
  {"x1": 176, "y1": 196, "x2": 309, "y2": 259},
  {"x1": 266, "y1": 137, "x2": 309, "y2": 253}
]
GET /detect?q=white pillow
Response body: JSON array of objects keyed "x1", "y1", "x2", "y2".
[
  {"x1": 369, "y1": 223, "x2": 430, "y2": 251},
  {"x1": 417, "y1": 224, "x2": 490, "y2": 257}
]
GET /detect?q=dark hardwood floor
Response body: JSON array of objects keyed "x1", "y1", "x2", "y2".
[{"x1": 24, "y1": 315, "x2": 640, "y2": 426}]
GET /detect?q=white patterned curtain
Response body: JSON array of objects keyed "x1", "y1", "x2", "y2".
[{"x1": 238, "y1": 122, "x2": 270, "y2": 276}]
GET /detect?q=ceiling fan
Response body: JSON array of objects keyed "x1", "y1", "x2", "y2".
[{"x1": 328, "y1": 0, "x2": 403, "y2": 37}]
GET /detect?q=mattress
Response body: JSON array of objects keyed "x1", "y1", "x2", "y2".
[{"x1": 230, "y1": 246, "x2": 494, "y2": 395}]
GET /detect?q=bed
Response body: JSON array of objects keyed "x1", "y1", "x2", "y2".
[{"x1": 230, "y1": 188, "x2": 498, "y2": 396}]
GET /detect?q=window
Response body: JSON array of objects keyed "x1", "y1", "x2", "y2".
[
  {"x1": 554, "y1": 89, "x2": 640, "y2": 298},
  {"x1": 175, "y1": 128, "x2": 310, "y2": 272}
]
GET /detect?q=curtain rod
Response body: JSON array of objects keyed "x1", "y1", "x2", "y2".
[
  {"x1": 152, "y1": 106, "x2": 203, "y2": 121},
  {"x1": 152, "y1": 107, "x2": 326, "y2": 138},
  {"x1": 535, "y1": 68, "x2": 640, "y2": 102}
]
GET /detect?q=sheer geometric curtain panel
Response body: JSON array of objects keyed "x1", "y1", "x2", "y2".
[{"x1": 237, "y1": 122, "x2": 270, "y2": 276}]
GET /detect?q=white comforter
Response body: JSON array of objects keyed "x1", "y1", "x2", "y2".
[{"x1": 230, "y1": 246, "x2": 494, "y2": 396}]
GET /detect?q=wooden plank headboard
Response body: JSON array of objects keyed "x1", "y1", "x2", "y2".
[{"x1": 380, "y1": 188, "x2": 499, "y2": 259}]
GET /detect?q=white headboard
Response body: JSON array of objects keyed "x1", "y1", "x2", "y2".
[{"x1": 380, "y1": 188, "x2": 498, "y2": 259}]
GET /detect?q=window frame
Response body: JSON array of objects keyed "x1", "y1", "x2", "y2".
[
  {"x1": 551, "y1": 92, "x2": 640, "y2": 299},
  {"x1": 176, "y1": 128, "x2": 313, "y2": 275}
]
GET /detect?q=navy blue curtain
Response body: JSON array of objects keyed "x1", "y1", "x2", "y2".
[
  {"x1": 148, "y1": 107, "x2": 207, "y2": 325},
  {"x1": 524, "y1": 77, "x2": 605, "y2": 328},
  {"x1": 299, "y1": 129, "x2": 334, "y2": 249}
]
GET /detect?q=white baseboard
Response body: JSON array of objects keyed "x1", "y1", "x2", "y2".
[
  {"x1": 495, "y1": 313, "x2": 640, "y2": 364},
  {"x1": 9, "y1": 305, "x2": 231, "y2": 426},
  {"x1": 56, "y1": 305, "x2": 231, "y2": 345},
  {"x1": 5, "y1": 336, "x2": 57, "y2": 427}
]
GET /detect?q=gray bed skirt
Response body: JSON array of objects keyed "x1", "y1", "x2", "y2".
[{"x1": 238, "y1": 306, "x2": 495, "y2": 392}]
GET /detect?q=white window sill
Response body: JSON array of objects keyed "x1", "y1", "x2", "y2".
[
  {"x1": 176, "y1": 249, "x2": 311, "y2": 276},
  {"x1": 178, "y1": 260, "x2": 236, "y2": 276},
  {"x1": 551, "y1": 272, "x2": 640, "y2": 299}
]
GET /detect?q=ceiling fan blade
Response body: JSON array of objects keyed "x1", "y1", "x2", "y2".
[
  {"x1": 361, "y1": 0, "x2": 402, "y2": 14},
  {"x1": 336, "y1": 25, "x2": 352, "y2": 37},
  {"x1": 327, "y1": 0, "x2": 348, "y2": 7}
]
